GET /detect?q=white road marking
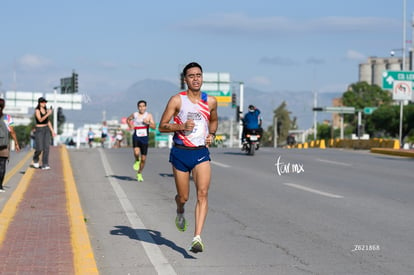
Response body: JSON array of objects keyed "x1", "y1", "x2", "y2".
[
  {"x1": 283, "y1": 182, "x2": 344, "y2": 199},
  {"x1": 316, "y1": 158, "x2": 352, "y2": 167},
  {"x1": 99, "y1": 149, "x2": 177, "y2": 275},
  {"x1": 211, "y1": 160, "x2": 231, "y2": 168}
]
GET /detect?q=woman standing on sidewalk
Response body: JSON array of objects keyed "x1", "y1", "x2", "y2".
[
  {"x1": 32, "y1": 97, "x2": 56, "y2": 170},
  {"x1": 0, "y1": 98, "x2": 20, "y2": 192}
]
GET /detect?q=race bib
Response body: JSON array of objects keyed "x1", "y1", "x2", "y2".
[{"x1": 136, "y1": 128, "x2": 147, "y2": 137}]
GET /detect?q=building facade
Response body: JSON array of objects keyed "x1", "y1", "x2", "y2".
[{"x1": 359, "y1": 56, "x2": 411, "y2": 87}]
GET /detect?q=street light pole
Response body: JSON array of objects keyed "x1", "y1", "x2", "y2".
[
  {"x1": 399, "y1": 0, "x2": 407, "y2": 146},
  {"x1": 273, "y1": 116, "x2": 278, "y2": 148},
  {"x1": 53, "y1": 87, "x2": 59, "y2": 145},
  {"x1": 238, "y1": 82, "x2": 244, "y2": 148},
  {"x1": 313, "y1": 91, "x2": 318, "y2": 140}
]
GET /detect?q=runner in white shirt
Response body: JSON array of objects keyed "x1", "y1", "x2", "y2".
[
  {"x1": 126, "y1": 100, "x2": 156, "y2": 182},
  {"x1": 159, "y1": 62, "x2": 218, "y2": 253}
]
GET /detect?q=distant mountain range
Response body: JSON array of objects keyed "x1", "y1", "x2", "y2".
[{"x1": 64, "y1": 79, "x2": 342, "y2": 130}]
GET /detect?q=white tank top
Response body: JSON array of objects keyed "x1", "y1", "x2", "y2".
[
  {"x1": 132, "y1": 112, "x2": 149, "y2": 137},
  {"x1": 173, "y1": 91, "x2": 210, "y2": 147}
]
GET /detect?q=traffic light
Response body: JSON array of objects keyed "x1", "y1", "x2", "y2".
[
  {"x1": 72, "y1": 72, "x2": 78, "y2": 93},
  {"x1": 236, "y1": 105, "x2": 240, "y2": 122},
  {"x1": 231, "y1": 93, "x2": 237, "y2": 107},
  {"x1": 57, "y1": 107, "x2": 65, "y2": 124}
]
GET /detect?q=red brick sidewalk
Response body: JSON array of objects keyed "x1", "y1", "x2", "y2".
[{"x1": 0, "y1": 147, "x2": 75, "y2": 274}]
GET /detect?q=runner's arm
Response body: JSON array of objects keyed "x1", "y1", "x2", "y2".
[
  {"x1": 159, "y1": 95, "x2": 184, "y2": 133},
  {"x1": 208, "y1": 96, "x2": 218, "y2": 135}
]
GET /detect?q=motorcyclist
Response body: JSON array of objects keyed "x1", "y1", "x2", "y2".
[{"x1": 241, "y1": 105, "x2": 263, "y2": 144}]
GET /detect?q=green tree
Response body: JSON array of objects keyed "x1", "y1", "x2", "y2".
[
  {"x1": 404, "y1": 104, "x2": 414, "y2": 142},
  {"x1": 366, "y1": 105, "x2": 399, "y2": 138},
  {"x1": 343, "y1": 82, "x2": 392, "y2": 109},
  {"x1": 13, "y1": 125, "x2": 31, "y2": 149},
  {"x1": 342, "y1": 82, "x2": 392, "y2": 127},
  {"x1": 341, "y1": 81, "x2": 394, "y2": 138},
  {"x1": 317, "y1": 123, "x2": 331, "y2": 140},
  {"x1": 264, "y1": 101, "x2": 292, "y2": 146},
  {"x1": 367, "y1": 103, "x2": 414, "y2": 140}
]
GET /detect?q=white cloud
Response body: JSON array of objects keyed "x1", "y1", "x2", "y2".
[
  {"x1": 17, "y1": 54, "x2": 52, "y2": 71},
  {"x1": 249, "y1": 76, "x2": 272, "y2": 86},
  {"x1": 177, "y1": 13, "x2": 399, "y2": 36},
  {"x1": 306, "y1": 57, "x2": 325, "y2": 65},
  {"x1": 318, "y1": 83, "x2": 349, "y2": 94},
  {"x1": 260, "y1": 56, "x2": 297, "y2": 66},
  {"x1": 98, "y1": 61, "x2": 117, "y2": 70},
  {"x1": 346, "y1": 50, "x2": 366, "y2": 61}
]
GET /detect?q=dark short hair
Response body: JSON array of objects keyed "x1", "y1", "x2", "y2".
[
  {"x1": 38, "y1": 97, "x2": 48, "y2": 103},
  {"x1": 183, "y1": 62, "x2": 203, "y2": 76},
  {"x1": 137, "y1": 100, "x2": 147, "y2": 106}
]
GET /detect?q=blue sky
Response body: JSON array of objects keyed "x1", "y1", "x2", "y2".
[{"x1": 0, "y1": 0, "x2": 412, "y2": 97}]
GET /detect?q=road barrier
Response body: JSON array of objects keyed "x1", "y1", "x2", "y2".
[
  {"x1": 284, "y1": 138, "x2": 414, "y2": 157},
  {"x1": 286, "y1": 138, "x2": 400, "y2": 150}
]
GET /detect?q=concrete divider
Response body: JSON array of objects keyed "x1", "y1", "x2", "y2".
[
  {"x1": 371, "y1": 147, "x2": 414, "y2": 157},
  {"x1": 319, "y1": 139, "x2": 326, "y2": 149},
  {"x1": 287, "y1": 138, "x2": 401, "y2": 151}
]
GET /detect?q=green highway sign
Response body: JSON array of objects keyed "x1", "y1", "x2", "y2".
[
  {"x1": 325, "y1": 106, "x2": 355, "y2": 114},
  {"x1": 382, "y1": 71, "x2": 414, "y2": 90},
  {"x1": 363, "y1": 107, "x2": 377, "y2": 115},
  {"x1": 155, "y1": 135, "x2": 170, "y2": 142},
  {"x1": 204, "y1": 90, "x2": 231, "y2": 97}
]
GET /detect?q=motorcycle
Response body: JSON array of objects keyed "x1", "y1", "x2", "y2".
[{"x1": 242, "y1": 129, "x2": 261, "y2": 156}]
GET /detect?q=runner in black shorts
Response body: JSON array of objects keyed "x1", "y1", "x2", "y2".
[{"x1": 127, "y1": 100, "x2": 156, "y2": 182}]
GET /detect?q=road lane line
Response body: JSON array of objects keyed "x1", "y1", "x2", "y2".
[
  {"x1": 283, "y1": 182, "x2": 344, "y2": 199},
  {"x1": 211, "y1": 160, "x2": 230, "y2": 168},
  {"x1": 0, "y1": 152, "x2": 34, "y2": 245},
  {"x1": 4, "y1": 150, "x2": 33, "y2": 186},
  {"x1": 62, "y1": 146, "x2": 99, "y2": 274},
  {"x1": 98, "y1": 149, "x2": 177, "y2": 275},
  {"x1": 316, "y1": 158, "x2": 352, "y2": 167}
]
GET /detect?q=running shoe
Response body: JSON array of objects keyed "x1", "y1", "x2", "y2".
[
  {"x1": 41, "y1": 165, "x2": 51, "y2": 170},
  {"x1": 137, "y1": 173, "x2": 144, "y2": 182},
  {"x1": 32, "y1": 162, "x2": 40, "y2": 168},
  {"x1": 0, "y1": 189, "x2": 5, "y2": 193},
  {"x1": 175, "y1": 212, "x2": 188, "y2": 232},
  {"x1": 133, "y1": 160, "x2": 140, "y2": 171},
  {"x1": 189, "y1": 235, "x2": 204, "y2": 253}
]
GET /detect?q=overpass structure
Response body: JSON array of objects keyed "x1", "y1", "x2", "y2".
[{"x1": 2, "y1": 90, "x2": 83, "y2": 126}]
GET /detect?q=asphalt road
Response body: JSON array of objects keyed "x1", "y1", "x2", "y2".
[{"x1": 68, "y1": 146, "x2": 414, "y2": 275}]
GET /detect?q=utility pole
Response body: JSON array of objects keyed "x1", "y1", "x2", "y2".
[
  {"x1": 273, "y1": 116, "x2": 278, "y2": 148},
  {"x1": 399, "y1": 0, "x2": 407, "y2": 146},
  {"x1": 313, "y1": 91, "x2": 318, "y2": 140},
  {"x1": 53, "y1": 87, "x2": 59, "y2": 145},
  {"x1": 238, "y1": 82, "x2": 244, "y2": 148}
]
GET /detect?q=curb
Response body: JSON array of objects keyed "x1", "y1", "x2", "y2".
[{"x1": 370, "y1": 148, "x2": 414, "y2": 158}]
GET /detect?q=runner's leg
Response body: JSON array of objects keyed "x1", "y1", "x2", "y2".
[
  {"x1": 173, "y1": 167, "x2": 190, "y2": 213},
  {"x1": 191, "y1": 161, "x2": 211, "y2": 236}
]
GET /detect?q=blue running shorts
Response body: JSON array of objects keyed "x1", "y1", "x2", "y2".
[{"x1": 169, "y1": 146, "x2": 210, "y2": 172}]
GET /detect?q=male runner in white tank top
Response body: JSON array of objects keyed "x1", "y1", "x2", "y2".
[
  {"x1": 159, "y1": 62, "x2": 218, "y2": 253},
  {"x1": 127, "y1": 100, "x2": 156, "y2": 181}
]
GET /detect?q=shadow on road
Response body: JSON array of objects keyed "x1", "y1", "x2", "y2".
[
  {"x1": 222, "y1": 151, "x2": 246, "y2": 155},
  {"x1": 107, "y1": 175, "x2": 136, "y2": 181},
  {"x1": 110, "y1": 225, "x2": 196, "y2": 259}
]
